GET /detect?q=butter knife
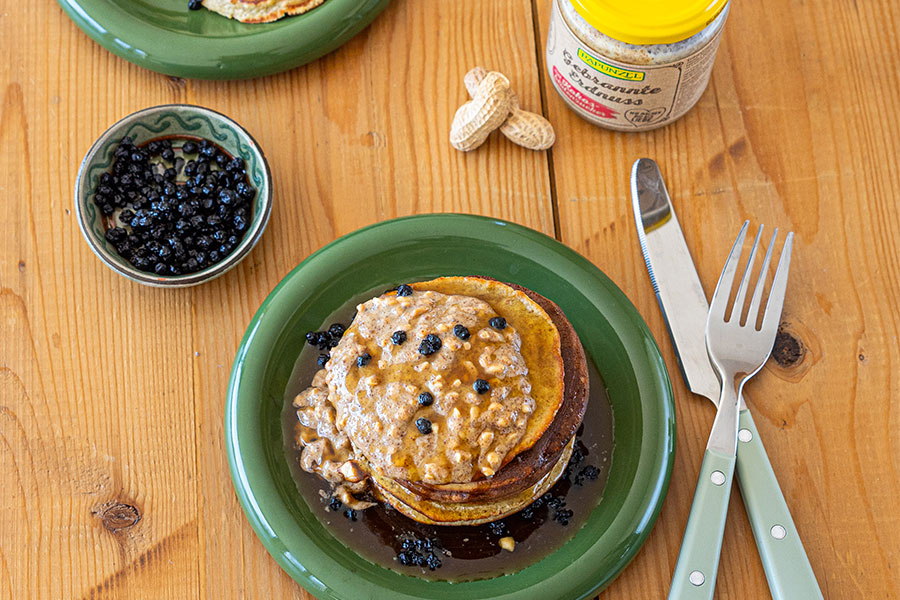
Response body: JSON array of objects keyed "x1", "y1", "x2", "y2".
[{"x1": 631, "y1": 158, "x2": 822, "y2": 599}]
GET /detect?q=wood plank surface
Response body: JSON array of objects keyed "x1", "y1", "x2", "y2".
[
  {"x1": 534, "y1": 0, "x2": 900, "y2": 598},
  {"x1": 1, "y1": 0, "x2": 898, "y2": 598}
]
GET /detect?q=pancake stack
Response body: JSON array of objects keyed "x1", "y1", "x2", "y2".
[{"x1": 297, "y1": 276, "x2": 589, "y2": 526}]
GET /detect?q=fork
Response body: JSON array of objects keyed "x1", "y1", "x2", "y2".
[{"x1": 668, "y1": 222, "x2": 793, "y2": 600}]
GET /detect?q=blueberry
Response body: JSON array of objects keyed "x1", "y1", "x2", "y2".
[
  {"x1": 305, "y1": 332, "x2": 318, "y2": 346},
  {"x1": 489, "y1": 316, "x2": 507, "y2": 330},
  {"x1": 216, "y1": 189, "x2": 234, "y2": 206},
  {"x1": 327, "y1": 496, "x2": 342, "y2": 511},
  {"x1": 200, "y1": 145, "x2": 217, "y2": 158},
  {"x1": 317, "y1": 354, "x2": 329, "y2": 367},
  {"x1": 181, "y1": 141, "x2": 198, "y2": 154},
  {"x1": 415, "y1": 418, "x2": 432, "y2": 434},
  {"x1": 418, "y1": 334, "x2": 441, "y2": 356},
  {"x1": 153, "y1": 262, "x2": 167, "y2": 275},
  {"x1": 418, "y1": 392, "x2": 434, "y2": 406},
  {"x1": 488, "y1": 520, "x2": 507, "y2": 536},
  {"x1": 453, "y1": 324, "x2": 470, "y2": 340},
  {"x1": 328, "y1": 323, "x2": 345, "y2": 338},
  {"x1": 357, "y1": 353, "x2": 371, "y2": 367},
  {"x1": 183, "y1": 257, "x2": 199, "y2": 272},
  {"x1": 474, "y1": 379, "x2": 490, "y2": 394},
  {"x1": 396, "y1": 284, "x2": 413, "y2": 297},
  {"x1": 425, "y1": 553, "x2": 442, "y2": 571},
  {"x1": 236, "y1": 181, "x2": 255, "y2": 200},
  {"x1": 104, "y1": 227, "x2": 127, "y2": 245},
  {"x1": 391, "y1": 330, "x2": 407, "y2": 345},
  {"x1": 343, "y1": 509, "x2": 357, "y2": 521}
]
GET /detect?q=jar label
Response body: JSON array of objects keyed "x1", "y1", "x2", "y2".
[{"x1": 546, "y1": 0, "x2": 724, "y2": 130}]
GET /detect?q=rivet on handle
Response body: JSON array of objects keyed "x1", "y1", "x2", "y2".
[
  {"x1": 710, "y1": 471, "x2": 726, "y2": 486},
  {"x1": 738, "y1": 428, "x2": 753, "y2": 442},
  {"x1": 689, "y1": 571, "x2": 706, "y2": 586},
  {"x1": 771, "y1": 524, "x2": 787, "y2": 540}
]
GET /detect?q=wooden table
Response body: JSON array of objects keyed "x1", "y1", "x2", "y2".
[{"x1": 3, "y1": 1, "x2": 898, "y2": 598}]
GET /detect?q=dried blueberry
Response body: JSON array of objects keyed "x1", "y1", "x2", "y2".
[
  {"x1": 305, "y1": 332, "x2": 318, "y2": 346},
  {"x1": 415, "y1": 418, "x2": 432, "y2": 434},
  {"x1": 489, "y1": 316, "x2": 507, "y2": 330},
  {"x1": 343, "y1": 509, "x2": 357, "y2": 521},
  {"x1": 453, "y1": 324, "x2": 470, "y2": 340},
  {"x1": 418, "y1": 334, "x2": 441, "y2": 355},
  {"x1": 317, "y1": 354, "x2": 330, "y2": 367},
  {"x1": 181, "y1": 141, "x2": 198, "y2": 154},
  {"x1": 396, "y1": 284, "x2": 413, "y2": 297},
  {"x1": 473, "y1": 379, "x2": 490, "y2": 394},
  {"x1": 357, "y1": 353, "x2": 372, "y2": 367},
  {"x1": 418, "y1": 392, "x2": 434, "y2": 406},
  {"x1": 104, "y1": 227, "x2": 127, "y2": 245},
  {"x1": 327, "y1": 496, "x2": 342, "y2": 512},
  {"x1": 328, "y1": 323, "x2": 345, "y2": 338},
  {"x1": 391, "y1": 330, "x2": 407, "y2": 345}
]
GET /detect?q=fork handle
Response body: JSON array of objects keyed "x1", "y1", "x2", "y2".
[
  {"x1": 668, "y1": 448, "x2": 736, "y2": 600},
  {"x1": 736, "y1": 409, "x2": 823, "y2": 599}
]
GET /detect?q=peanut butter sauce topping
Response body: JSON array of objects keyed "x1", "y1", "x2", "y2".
[{"x1": 325, "y1": 290, "x2": 535, "y2": 484}]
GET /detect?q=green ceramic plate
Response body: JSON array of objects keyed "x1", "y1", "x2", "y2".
[
  {"x1": 226, "y1": 214, "x2": 675, "y2": 600},
  {"x1": 57, "y1": 0, "x2": 391, "y2": 80}
]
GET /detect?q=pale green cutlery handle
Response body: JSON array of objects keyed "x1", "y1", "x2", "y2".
[
  {"x1": 668, "y1": 449, "x2": 737, "y2": 600},
  {"x1": 736, "y1": 409, "x2": 823, "y2": 600}
]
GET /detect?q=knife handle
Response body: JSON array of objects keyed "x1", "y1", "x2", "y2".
[
  {"x1": 668, "y1": 449, "x2": 736, "y2": 600},
  {"x1": 736, "y1": 409, "x2": 823, "y2": 600}
]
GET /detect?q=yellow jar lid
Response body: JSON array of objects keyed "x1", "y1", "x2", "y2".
[{"x1": 568, "y1": 0, "x2": 729, "y2": 45}]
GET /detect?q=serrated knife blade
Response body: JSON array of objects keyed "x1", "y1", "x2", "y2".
[{"x1": 630, "y1": 158, "x2": 723, "y2": 405}]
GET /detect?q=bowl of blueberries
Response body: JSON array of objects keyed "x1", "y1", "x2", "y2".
[{"x1": 75, "y1": 104, "x2": 272, "y2": 287}]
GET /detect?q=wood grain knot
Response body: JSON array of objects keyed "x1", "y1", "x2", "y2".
[
  {"x1": 773, "y1": 327, "x2": 805, "y2": 367},
  {"x1": 167, "y1": 76, "x2": 186, "y2": 92},
  {"x1": 94, "y1": 502, "x2": 141, "y2": 532}
]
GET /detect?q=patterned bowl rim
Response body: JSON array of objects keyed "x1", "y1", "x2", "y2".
[{"x1": 74, "y1": 103, "x2": 273, "y2": 288}]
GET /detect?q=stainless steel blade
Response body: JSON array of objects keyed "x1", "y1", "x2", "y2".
[{"x1": 631, "y1": 158, "x2": 724, "y2": 406}]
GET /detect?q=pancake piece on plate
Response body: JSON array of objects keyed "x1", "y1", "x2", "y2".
[{"x1": 202, "y1": 0, "x2": 326, "y2": 23}]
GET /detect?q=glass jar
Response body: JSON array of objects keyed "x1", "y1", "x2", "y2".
[{"x1": 546, "y1": 0, "x2": 731, "y2": 131}]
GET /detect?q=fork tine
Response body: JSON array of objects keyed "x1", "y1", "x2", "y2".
[
  {"x1": 709, "y1": 221, "x2": 749, "y2": 322},
  {"x1": 729, "y1": 225, "x2": 764, "y2": 323},
  {"x1": 760, "y1": 232, "x2": 794, "y2": 338},
  {"x1": 746, "y1": 228, "x2": 778, "y2": 330}
]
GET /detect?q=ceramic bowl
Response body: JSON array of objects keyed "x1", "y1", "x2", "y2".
[{"x1": 75, "y1": 104, "x2": 272, "y2": 287}]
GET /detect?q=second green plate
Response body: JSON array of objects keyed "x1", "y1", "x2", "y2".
[
  {"x1": 57, "y1": 0, "x2": 391, "y2": 80},
  {"x1": 226, "y1": 214, "x2": 675, "y2": 599}
]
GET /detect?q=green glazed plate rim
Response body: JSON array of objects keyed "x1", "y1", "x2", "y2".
[
  {"x1": 56, "y1": 0, "x2": 391, "y2": 80},
  {"x1": 225, "y1": 214, "x2": 675, "y2": 599}
]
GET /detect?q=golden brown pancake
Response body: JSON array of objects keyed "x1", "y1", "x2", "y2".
[
  {"x1": 201, "y1": 0, "x2": 325, "y2": 23},
  {"x1": 367, "y1": 437, "x2": 575, "y2": 526},
  {"x1": 327, "y1": 276, "x2": 566, "y2": 485},
  {"x1": 409, "y1": 277, "x2": 566, "y2": 461},
  {"x1": 396, "y1": 281, "x2": 589, "y2": 503}
]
